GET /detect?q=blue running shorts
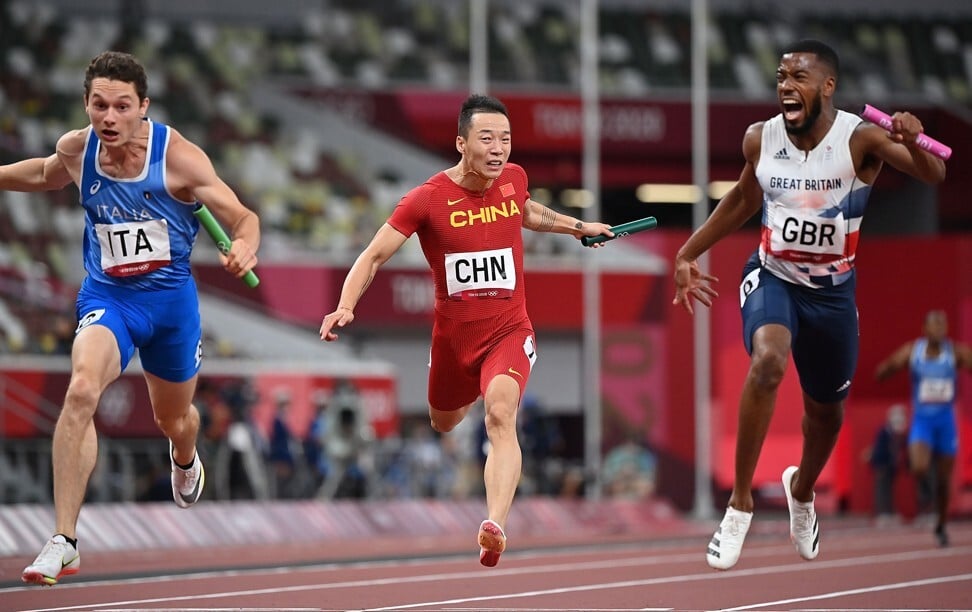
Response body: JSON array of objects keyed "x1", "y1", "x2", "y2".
[
  {"x1": 909, "y1": 409, "x2": 958, "y2": 456},
  {"x1": 739, "y1": 252, "x2": 858, "y2": 403},
  {"x1": 75, "y1": 277, "x2": 202, "y2": 382}
]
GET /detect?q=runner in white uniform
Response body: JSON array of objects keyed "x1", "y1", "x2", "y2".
[
  {"x1": 671, "y1": 39, "x2": 948, "y2": 570},
  {"x1": 756, "y1": 110, "x2": 868, "y2": 288}
]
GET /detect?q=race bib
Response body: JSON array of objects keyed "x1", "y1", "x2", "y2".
[
  {"x1": 918, "y1": 377, "x2": 954, "y2": 403},
  {"x1": 444, "y1": 247, "x2": 516, "y2": 299},
  {"x1": 768, "y1": 209, "x2": 845, "y2": 262},
  {"x1": 96, "y1": 219, "x2": 171, "y2": 276}
]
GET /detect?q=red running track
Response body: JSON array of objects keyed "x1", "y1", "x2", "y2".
[{"x1": 2, "y1": 519, "x2": 970, "y2": 611}]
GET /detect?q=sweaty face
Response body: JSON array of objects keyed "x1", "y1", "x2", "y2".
[
  {"x1": 459, "y1": 112, "x2": 511, "y2": 181},
  {"x1": 85, "y1": 78, "x2": 148, "y2": 147},
  {"x1": 776, "y1": 53, "x2": 828, "y2": 136}
]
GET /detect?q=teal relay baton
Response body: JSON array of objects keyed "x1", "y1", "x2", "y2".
[
  {"x1": 193, "y1": 204, "x2": 260, "y2": 288},
  {"x1": 581, "y1": 216, "x2": 658, "y2": 246}
]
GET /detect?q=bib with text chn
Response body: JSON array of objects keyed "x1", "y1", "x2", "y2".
[{"x1": 444, "y1": 247, "x2": 516, "y2": 299}]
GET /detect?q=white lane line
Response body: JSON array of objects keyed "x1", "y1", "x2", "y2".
[
  {"x1": 359, "y1": 549, "x2": 971, "y2": 611},
  {"x1": 717, "y1": 573, "x2": 972, "y2": 611},
  {"x1": 15, "y1": 545, "x2": 971, "y2": 612},
  {"x1": 3, "y1": 528, "x2": 952, "y2": 594}
]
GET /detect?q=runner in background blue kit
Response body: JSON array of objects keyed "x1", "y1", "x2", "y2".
[
  {"x1": 671, "y1": 39, "x2": 948, "y2": 570},
  {"x1": 0, "y1": 51, "x2": 260, "y2": 586},
  {"x1": 876, "y1": 310, "x2": 972, "y2": 547}
]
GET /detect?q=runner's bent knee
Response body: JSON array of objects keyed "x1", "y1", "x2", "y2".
[
  {"x1": 154, "y1": 409, "x2": 193, "y2": 438},
  {"x1": 484, "y1": 401, "x2": 517, "y2": 438},
  {"x1": 61, "y1": 378, "x2": 102, "y2": 420},
  {"x1": 748, "y1": 348, "x2": 788, "y2": 390},
  {"x1": 429, "y1": 404, "x2": 469, "y2": 433},
  {"x1": 803, "y1": 402, "x2": 843, "y2": 436},
  {"x1": 430, "y1": 415, "x2": 459, "y2": 433}
]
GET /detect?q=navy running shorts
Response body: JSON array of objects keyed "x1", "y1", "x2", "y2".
[{"x1": 739, "y1": 252, "x2": 858, "y2": 403}]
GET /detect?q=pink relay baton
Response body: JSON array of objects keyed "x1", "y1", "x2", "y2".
[{"x1": 860, "y1": 104, "x2": 952, "y2": 160}]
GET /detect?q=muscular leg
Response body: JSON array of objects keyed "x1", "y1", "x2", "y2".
[
  {"x1": 54, "y1": 325, "x2": 122, "y2": 538},
  {"x1": 481, "y1": 374, "x2": 522, "y2": 529},
  {"x1": 144, "y1": 371, "x2": 200, "y2": 465},
  {"x1": 429, "y1": 403, "x2": 473, "y2": 434},
  {"x1": 909, "y1": 441, "x2": 933, "y2": 513},
  {"x1": 729, "y1": 324, "x2": 790, "y2": 513},
  {"x1": 934, "y1": 454, "x2": 954, "y2": 530},
  {"x1": 790, "y1": 394, "x2": 844, "y2": 502}
]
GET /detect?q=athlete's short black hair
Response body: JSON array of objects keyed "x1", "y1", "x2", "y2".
[
  {"x1": 458, "y1": 94, "x2": 509, "y2": 137},
  {"x1": 84, "y1": 51, "x2": 148, "y2": 101},
  {"x1": 781, "y1": 39, "x2": 840, "y2": 78}
]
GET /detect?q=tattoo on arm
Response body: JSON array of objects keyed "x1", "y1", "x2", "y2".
[{"x1": 528, "y1": 202, "x2": 557, "y2": 232}]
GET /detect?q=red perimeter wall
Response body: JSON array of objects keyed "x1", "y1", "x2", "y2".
[
  {"x1": 7, "y1": 232, "x2": 963, "y2": 516},
  {"x1": 659, "y1": 230, "x2": 972, "y2": 515},
  {"x1": 195, "y1": 230, "x2": 971, "y2": 515}
]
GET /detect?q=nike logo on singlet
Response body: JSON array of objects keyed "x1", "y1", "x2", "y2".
[{"x1": 447, "y1": 198, "x2": 466, "y2": 206}]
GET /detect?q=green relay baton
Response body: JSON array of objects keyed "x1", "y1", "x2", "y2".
[
  {"x1": 193, "y1": 204, "x2": 260, "y2": 288},
  {"x1": 581, "y1": 216, "x2": 658, "y2": 246}
]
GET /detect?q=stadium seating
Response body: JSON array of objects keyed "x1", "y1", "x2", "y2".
[{"x1": 1, "y1": 0, "x2": 971, "y2": 354}]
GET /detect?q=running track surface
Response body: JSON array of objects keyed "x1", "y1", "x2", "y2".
[{"x1": 2, "y1": 519, "x2": 969, "y2": 611}]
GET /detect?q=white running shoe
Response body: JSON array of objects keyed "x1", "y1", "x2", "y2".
[
  {"x1": 782, "y1": 465, "x2": 819, "y2": 560},
  {"x1": 706, "y1": 506, "x2": 752, "y2": 570},
  {"x1": 22, "y1": 535, "x2": 80, "y2": 586},
  {"x1": 170, "y1": 441, "x2": 205, "y2": 508}
]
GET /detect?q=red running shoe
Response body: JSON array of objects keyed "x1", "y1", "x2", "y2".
[{"x1": 478, "y1": 519, "x2": 507, "y2": 567}]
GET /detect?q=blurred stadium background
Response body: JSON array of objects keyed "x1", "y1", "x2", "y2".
[{"x1": 1, "y1": 0, "x2": 970, "y2": 556}]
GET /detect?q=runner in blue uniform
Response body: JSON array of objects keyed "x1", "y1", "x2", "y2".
[
  {"x1": 876, "y1": 310, "x2": 972, "y2": 546},
  {"x1": 0, "y1": 51, "x2": 260, "y2": 585}
]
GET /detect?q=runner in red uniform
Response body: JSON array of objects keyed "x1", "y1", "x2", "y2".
[{"x1": 319, "y1": 94, "x2": 613, "y2": 567}]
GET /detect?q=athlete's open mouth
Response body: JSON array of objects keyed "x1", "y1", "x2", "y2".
[{"x1": 782, "y1": 99, "x2": 803, "y2": 122}]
